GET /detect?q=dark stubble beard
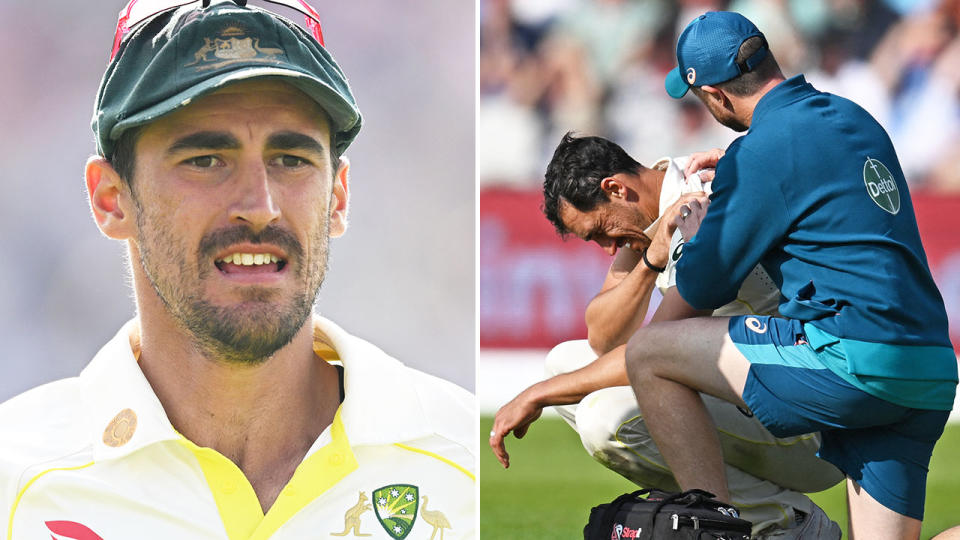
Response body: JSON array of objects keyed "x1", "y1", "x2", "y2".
[
  {"x1": 134, "y1": 198, "x2": 330, "y2": 365},
  {"x1": 694, "y1": 89, "x2": 749, "y2": 132}
]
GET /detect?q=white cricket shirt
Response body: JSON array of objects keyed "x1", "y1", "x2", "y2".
[
  {"x1": 649, "y1": 157, "x2": 781, "y2": 317},
  {"x1": 0, "y1": 317, "x2": 475, "y2": 540}
]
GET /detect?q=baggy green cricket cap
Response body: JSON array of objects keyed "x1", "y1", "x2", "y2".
[{"x1": 93, "y1": 0, "x2": 362, "y2": 159}]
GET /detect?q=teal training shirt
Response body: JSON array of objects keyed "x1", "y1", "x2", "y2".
[{"x1": 676, "y1": 75, "x2": 957, "y2": 404}]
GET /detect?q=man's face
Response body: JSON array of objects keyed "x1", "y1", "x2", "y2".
[
  {"x1": 558, "y1": 198, "x2": 650, "y2": 256},
  {"x1": 127, "y1": 80, "x2": 347, "y2": 364}
]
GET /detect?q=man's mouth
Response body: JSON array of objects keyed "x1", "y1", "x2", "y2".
[
  {"x1": 214, "y1": 252, "x2": 287, "y2": 274},
  {"x1": 200, "y1": 226, "x2": 302, "y2": 281}
]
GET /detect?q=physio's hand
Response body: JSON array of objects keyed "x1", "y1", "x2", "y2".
[
  {"x1": 684, "y1": 148, "x2": 725, "y2": 177},
  {"x1": 489, "y1": 388, "x2": 544, "y2": 468},
  {"x1": 690, "y1": 167, "x2": 715, "y2": 183}
]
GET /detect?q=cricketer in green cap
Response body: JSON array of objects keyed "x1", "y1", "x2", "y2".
[
  {"x1": 86, "y1": 0, "x2": 362, "y2": 374},
  {"x1": 26, "y1": 0, "x2": 478, "y2": 531}
]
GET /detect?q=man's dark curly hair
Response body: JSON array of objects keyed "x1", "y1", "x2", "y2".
[{"x1": 543, "y1": 132, "x2": 641, "y2": 236}]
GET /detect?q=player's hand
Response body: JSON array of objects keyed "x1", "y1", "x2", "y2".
[
  {"x1": 647, "y1": 192, "x2": 707, "y2": 266},
  {"x1": 684, "y1": 148, "x2": 725, "y2": 177},
  {"x1": 489, "y1": 388, "x2": 544, "y2": 469},
  {"x1": 674, "y1": 196, "x2": 709, "y2": 240}
]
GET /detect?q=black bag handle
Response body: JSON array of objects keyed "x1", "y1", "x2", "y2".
[
  {"x1": 649, "y1": 489, "x2": 718, "y2": 531},
  {"x1": 588, "y1": 488, "x2": 722, "y2": 539}
]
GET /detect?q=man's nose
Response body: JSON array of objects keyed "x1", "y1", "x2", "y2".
[{"x1": 229, "y1": 158, "x2": 281, "y2": 231}]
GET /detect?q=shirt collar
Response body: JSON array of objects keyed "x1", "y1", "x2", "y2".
[
  {"x1": 751, "y1": 74, "x2": 815, "y2": 127},
  {"x1": 81, "y1": 319, "x2": 179, "y2": 462},
  {"x1": 81, "y1": 316, "x2": 434, "y2": 462},
  {"x1": 310, "y1": 315, "x2": 435, "y2": 446},
  {"x1": 643, "y1": 156, "x2": 691, "y2": 238}
]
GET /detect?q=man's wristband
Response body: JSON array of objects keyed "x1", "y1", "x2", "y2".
[{"x1": 641, "y1": 248, "x2": 666, "y2": 273}]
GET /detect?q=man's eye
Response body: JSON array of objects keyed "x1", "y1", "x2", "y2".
[
  {"x1": 185, "y1": 155, "x2": 221, "y2": 168},
  {"x1": 275, "y1": 155, "x2": 310, "y2": 167}
]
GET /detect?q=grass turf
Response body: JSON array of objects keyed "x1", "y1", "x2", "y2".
[{"x1": 480, "y1": 416, "x2": 960, "y2": 539}]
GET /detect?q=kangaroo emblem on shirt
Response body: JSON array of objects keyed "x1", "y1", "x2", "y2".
[{"x1": 331, "y1": 491, "x2": 373, "y2": 537}]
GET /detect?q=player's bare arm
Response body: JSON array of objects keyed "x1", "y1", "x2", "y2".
[
  {"x1": 490, "y1": 291, "x2": 708, "y2": 469},
  {"x1": 490, "y1": 193, "x2": 711, "y2": 468},
  {"x1": 488, "y1": 342, "x2": 629, "y2": 468},
  {"x1": 584, "y1": 249, "x2": 654, "y2": 354},
  {"x1": 584, "y1": 191, "x2": 710, "y2": 354}
]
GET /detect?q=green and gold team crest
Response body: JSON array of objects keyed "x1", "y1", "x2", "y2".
[
  {"x1": 863, "y1": 157, "x2": 900, "y2": 215},
  {"x1": 372, "y1": 484, "x2": 419, "y2": 539}
]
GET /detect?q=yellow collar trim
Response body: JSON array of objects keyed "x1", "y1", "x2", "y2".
[
  {"x1": 393, "y1": 443, "x2": 475, "y2": 481},
  {"x1": 7, "y1": 461, "x2": 97, "y2": 540},
  {"x1": 178, "y1": 408, "x2": 357, "y2": 540}
]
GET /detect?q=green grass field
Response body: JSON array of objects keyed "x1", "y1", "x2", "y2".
[{"x1": 480, "y1": 417, "x2": 960, "y2": 539}]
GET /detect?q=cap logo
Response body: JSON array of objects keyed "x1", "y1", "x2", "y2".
[
  {"x1": 686, "y1": 67, "x2": 696, "y2": 85},
  {"x1": 185, "y1": 26, "x2": 284, "y2": 71}
]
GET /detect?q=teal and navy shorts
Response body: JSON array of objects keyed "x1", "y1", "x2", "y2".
[{"x1": 729, "y1": 315, "x2": 950, "y2": 520}]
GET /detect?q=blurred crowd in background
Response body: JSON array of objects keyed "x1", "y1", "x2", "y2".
[{"x1": 479, "y1": 0, "x2": 960, "y2": 192}]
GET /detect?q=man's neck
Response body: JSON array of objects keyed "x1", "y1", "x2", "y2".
[
  {"x1": 135, "y1": 291, "x2": 340, "y2": 512},
  {"x1": 738, "y1": 76, "x2": 786, "y2": 128},
  {"x1": 638, "y1": 166, "x2": 667, "y2": 222}
]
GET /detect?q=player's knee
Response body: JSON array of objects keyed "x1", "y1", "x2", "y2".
[
  {"x1": 575, "y1": 393, "x2": 628, "y2": 454},
  {"x1": 625, "y1": 327, "x2": 658, "y2": 383},
  {"x1": 575, "y1": 388, "x2": 645, "y2": 454},
  {"x1": 575, "y1": 392, "x2": 674, "y2": 486},
  {"x1": 544, "y1": 339, "x2": 595, "y2": 377}
]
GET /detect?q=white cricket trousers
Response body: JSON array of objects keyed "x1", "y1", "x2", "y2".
[{"x1": 546, "y1": 340, "x2": 844, "y2": 533}]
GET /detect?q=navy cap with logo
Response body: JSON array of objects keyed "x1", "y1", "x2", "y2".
[
  {"x1": 93, "y1": 0, "x2": 362, "y2": 159},
  {"x1": 664, "y1": 11, "x2": 769, "y2": 99}
]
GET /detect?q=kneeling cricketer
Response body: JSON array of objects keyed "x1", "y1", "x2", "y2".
[{"x1": 489, "y1": 133, "x2": 842, "y2": 538}]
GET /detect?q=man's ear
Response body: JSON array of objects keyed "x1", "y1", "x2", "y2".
[
  {"x1": 600, "y1": 175, "x2": 628, "y2": 199},
  {"x1": 699, "y1": 84, "x2": 730, "y2": 108},
  {"x1": 329, "y1": 156, "x2": 350, "y2": 238},
  {"x1": 85, "y1": 156, "x2": 136, "y2": 240}
]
